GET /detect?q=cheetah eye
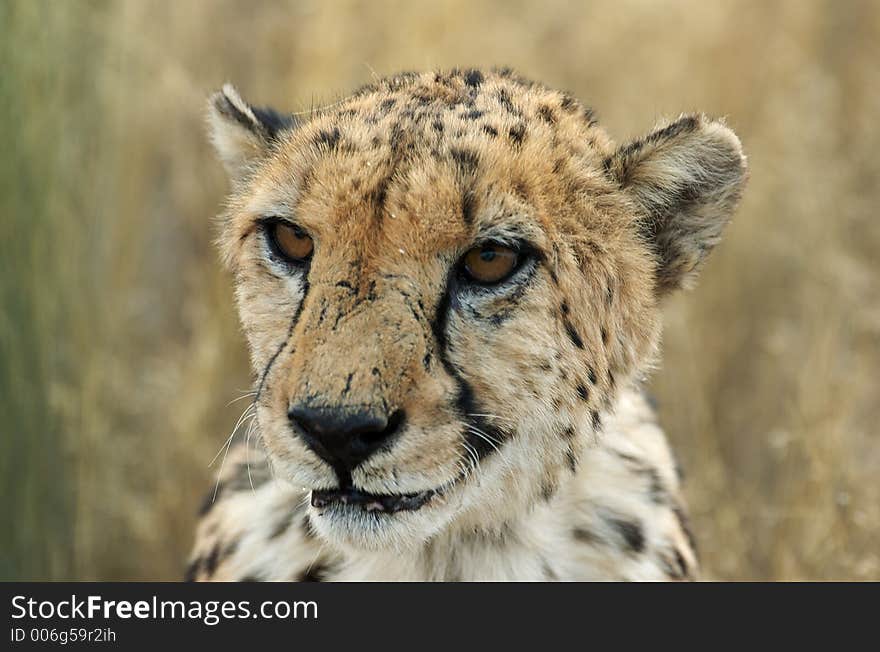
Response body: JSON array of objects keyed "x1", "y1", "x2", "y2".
[
  {"x1": 460, "y1": 243, "x2": 522, "y2": 285},
  {"x1": 265, "y1": 221, "x2": 314, "y2": 264}
]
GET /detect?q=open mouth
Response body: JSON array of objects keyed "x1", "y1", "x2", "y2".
[{"x1": 310, "y1": 486, "x2": 438, "y2": 514}]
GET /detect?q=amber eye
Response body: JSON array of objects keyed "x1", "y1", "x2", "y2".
[
  {"x1": 461, "y1": 243, "x2": 521, "y2": 284},
  {"x1": 267, "y1": 221, "x2": 313, "y2": 263}
]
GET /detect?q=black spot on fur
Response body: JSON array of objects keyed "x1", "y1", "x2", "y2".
[
  {"x1": 648, "y1": 468, "x2": 667, "y2": 504},
  {"x1": 464, "y1": 109, "x2": 484, "y2": 120},
  {"x1": 496, "y1": 88, "x2": 516, "y2": 114},
  {"x1": 464, "y1": 69, "x2": 484, "y2": 87},
  {"x1": 221, "y1": 540, "x2": 238, "y2": 562},
  {"x1": 560, "y1": 93, "x2": 578, "y2": 113},
  {"x1": 661, "y1": 547, "x2": 691, "y2": 580},
  {"x1": 461, "y1": 187, "x2": 477, "y2": 225},
  {"x1": 600, "y1": 327, "x2": 609, "y2": 345},
  {"x1": 481, "y1": 124, "x2": 498, "y2": 137},
  {"x1": 508, "y1": 123, "x2": 526, "y2": 146},
  {"x1": 560, "y1": 301, "x2": 569, "y2": 316},
  {"x1": 204, "y1": 543, "x2": 221, "y2": 575},
  {"x1": 583, "y1": 106, "x2": 598, "y2": 127},
  {"x1": 184, "y1": 558, "x2": 201, "y2": 582},
  {"x1": 605, "y1": 516, "x2": 645, "y2": 554},
  {"x1": 587, "y1": 366, "x2": 597, "y2": 384},
  {"x1": 564, "y1": 320, "x2": 584, "y2": 349},
  {"x1": 566, "y1": 447, "x2": 578, "y2": 473},
  {"x1": 591, "y1": 410, "x2": 602, "y2": 431},
  {"x1": 572, "y1": 527, "x2": 601, "y2": 545},
  {"x1": 576, "y1": 383, "x2": 589, "y2": 401},
  {"x1": 537, "y1": 104, "x2": 557, "y2": 124},
  {"x1": 314, "y1": 126, "x2": 341, "y2": 150},
  {"x1": 379, "y1": 98, "x2": 396, "y2": 113},
  {"x1": 674, "y1": 549, "x2": 689, "y2": 577},
  {"x1": 367, "y1": 178, "x2": 390, "y2": 210},
  {"x1": 512, "y1": 178, "x2": 529, "y2": 201},
  {"x1": 451, "y1": 147, "x2": 480, "y2": 176},
  {"x1": 296, "y1": 564, "x2": 327, "y2": 582},
  {"x1": 432, "y1": 120, "x2": 444, "y2": 133}
]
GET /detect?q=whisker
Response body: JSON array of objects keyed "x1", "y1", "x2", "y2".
[
  {"x1": 465, "y1": 424, "x2": 504, "y2": 448},
  {"x1": 212, "y1": 435, "x2": 235, "y2": 503},
  {"x1": 208, "y1": 401, "x2": 257, "y2": 505},
  {"x1": 462, "y1": 441, "x2": 482, "y2": 481},
  {"x1": 209, "y1": 402, "x2": 255, "y2": 467},
  {"x1": 467, "y1": 412, "x2": 517, "y2": 426},
  {"x1": 226, "y1": 391, "x2": 257, "y2": 407},
  {"x1": 245, "y1": 415, "x2": 260, "y2": 492}
]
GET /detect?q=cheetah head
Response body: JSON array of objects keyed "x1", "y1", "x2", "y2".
[{"x1": 208, "y1": 70, "x2": 746, "y2": 551}]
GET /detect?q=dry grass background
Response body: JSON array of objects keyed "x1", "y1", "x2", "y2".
[{"x1": 2, "y1": 0, "x2": 878, "y2": 581}]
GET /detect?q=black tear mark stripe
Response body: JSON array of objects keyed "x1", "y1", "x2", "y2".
[
  {"x1": 431, "y1": 278, "x2": 512, "y2": 463},
  {"x1": 255, "y1": 281, "x2": 310, "y2": 404}
]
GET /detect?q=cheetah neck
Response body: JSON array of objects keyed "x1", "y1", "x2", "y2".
[{"x1": 336, "y1": 493, "x2": 576, "y2": 581}]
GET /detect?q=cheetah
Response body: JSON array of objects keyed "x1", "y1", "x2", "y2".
[{"x1": 188, "y1": 68, "x2": 747, "y2": 581}]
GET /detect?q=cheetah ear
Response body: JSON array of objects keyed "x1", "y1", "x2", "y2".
[
  {"x1": 207, "y1": 84, "x2": 296, "y2": 183},
  {"x1": 605, "y1": 114, "x2": 748, "y2": 295}
]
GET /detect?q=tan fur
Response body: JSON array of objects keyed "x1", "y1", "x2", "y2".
[{"x1": 187, "y1": 69, "x2": 746, "y2": 582}]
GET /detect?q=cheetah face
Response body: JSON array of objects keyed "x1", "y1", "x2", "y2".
[{"x1": 208, "y1": 70, "x2": 746, "y2": 550}]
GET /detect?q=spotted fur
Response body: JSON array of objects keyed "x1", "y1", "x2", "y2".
[{"x1": 188, "y1": 69, "x2": 746, "y2": 582}]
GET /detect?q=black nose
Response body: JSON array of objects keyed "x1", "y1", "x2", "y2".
[{"x1": 288, "y1": 405, "x2": 404, "y2": 477}]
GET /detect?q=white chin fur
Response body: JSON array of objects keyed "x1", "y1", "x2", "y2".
[{"x1": 308, "y1": 492, "x2": 460, "y2": 552}]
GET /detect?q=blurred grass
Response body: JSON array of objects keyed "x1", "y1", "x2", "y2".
[{"x1": 1, "y1": 0, "x2": 877, "y2": 580}]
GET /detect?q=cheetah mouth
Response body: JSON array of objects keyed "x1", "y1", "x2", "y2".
[{"x1": 310, "y1": 486, "x2": 438, "y2": 514}]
